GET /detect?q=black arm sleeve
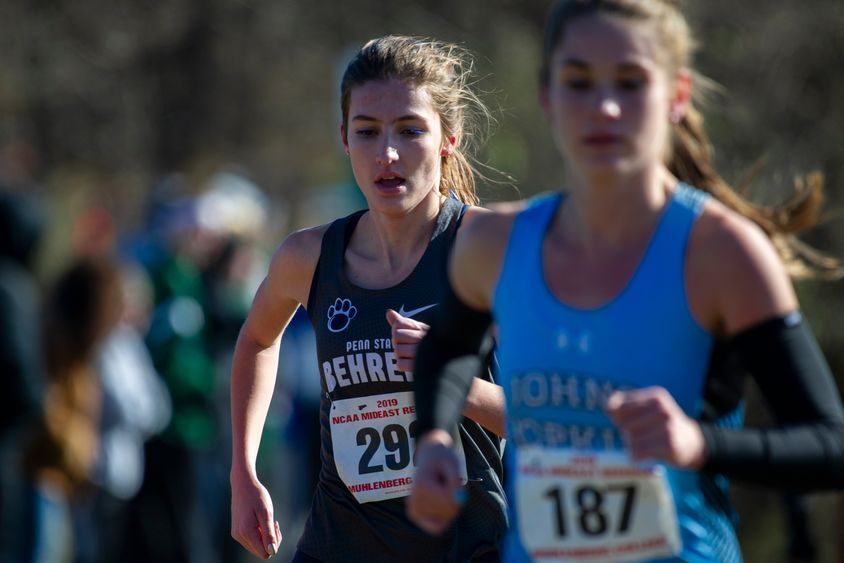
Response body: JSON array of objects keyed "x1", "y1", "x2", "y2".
[
  {"x1": 414, "y1": 281, "x2": 493, "y2": 436},
  {"x1": 701, "y1": 312, "x2": 844, "y2": 491}
]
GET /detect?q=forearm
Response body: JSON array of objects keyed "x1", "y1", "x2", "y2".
[
  {"x1": 414, "y1": 285, "x2": 493, "y2": 436},
  {"x1": 701, "y1": 314, "x2": 844, "y2": 490},
  {"x1": 701, "y1": 421, "x2": 844, "y2": 489},
  {"x1": 463, "y1": 378, "x2": 506, "y2": 436},
  {"x1": 230, "y1": 326, "x2": 282, "y2": 478}
]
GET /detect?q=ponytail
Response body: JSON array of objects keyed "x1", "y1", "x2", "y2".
[{"x1": 668, "y1": 105, "x2": 842, "y2": 280}]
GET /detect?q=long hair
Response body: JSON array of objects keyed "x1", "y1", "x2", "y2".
[
  {"x1": 540, "y1": 0, "x2": 841, "y2": 279},
  {"x1": 340, "y1": 35, "x2": 493, "y2": 205}
]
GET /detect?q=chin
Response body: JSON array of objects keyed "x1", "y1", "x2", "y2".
[{"x1": 583, "y1": 159, "x2": 627, "y2": 176}]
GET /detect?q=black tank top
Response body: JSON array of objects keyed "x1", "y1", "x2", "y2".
[{"x1": 298, "y1": 198, "x2": 507, "y2": 562}]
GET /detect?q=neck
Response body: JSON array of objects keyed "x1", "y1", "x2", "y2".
[
  {"x1": 559, "y1": 166, "x2": 674, "y2": 248},
  {"x1": 359, "y1": 192, "x2": 443, "y2": 271}
]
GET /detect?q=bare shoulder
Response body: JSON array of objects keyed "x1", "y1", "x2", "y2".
[
  {"x1": 241, "y1": 223, "x2": 329, "y2": 347},
  {"x1": 451, "y1": 205, "x2": 523, "y2": 310},
  {"x1": 687, "y1": 199, "x2": 797, "y2": 335},
  {"x1": 267, "y1": 223, "x2": 329, "y2": 305},
  {"x1": 457, "y1": 204, "x2": 521, "y2": 256},
  {"x1": 485, "y1": 199, "x2": 530, "y2": 213}
]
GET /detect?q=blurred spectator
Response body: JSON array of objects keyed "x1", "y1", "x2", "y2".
[
  {"x1": 107, "y1": 169, "x2": 277, "y2": 562},
  {"x1": 0, "y1": 190, "x2": 46, "y2": 563},
  {"x1": 74, "y1": 261, "x2": 172, "y2": 563},
  {"x1": 124, "y1": 182, "x2": 222, "y2": 563},
  {"x1": 23, "y1": 256, "x2": 123, "y2": 563}
]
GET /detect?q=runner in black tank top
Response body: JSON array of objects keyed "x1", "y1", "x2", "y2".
[
  {"x1": 230, "y1": 36, "x2": 508, "y2": 561},
  {"x1": 297, "y1": 198, "x2": 505, "y2": 562}
]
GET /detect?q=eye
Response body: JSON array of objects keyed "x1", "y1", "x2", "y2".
[
  {"x1": 354, "y1": 128, "x2": 377, "y2": 137},
  {"x1": 618, "y1": 78, "x2": 644, "y2": 91},
  {"x1": 401, "y1": 127, "x2": 425, "y2": 136},
  {"x1": 565, "y1": 78, "x2": 592, "y2": 91}
]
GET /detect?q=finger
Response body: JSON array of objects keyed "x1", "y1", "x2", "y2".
[
  {"x1": 626, "y1": 428, "x2": 673, "y2": 461},
  {"x1": 409, "y1": 485, "x2": 461, "y2": 533},
  {"x1": 393, "y1": 327, "x2": 428, "y2": 344},
  {"x1": 386, "y1": 308, "x2": 400, "y2": 327},
  {"x1": 393, "y1": 342, "x2": 419, "y2": 359},
  {"x1": 397, "y1": 317, "x2": 430, "y2": 331},
  {"x1": 606, "y1": 401, "x2": 646, "y2": 426},
  {"x1": 606, "y1": 397, "x2": 662, "y2": 426},
  {"x1": 258, "y1": 512, "x2": 277, "y2": 557},
  {"x1": 604, "y1": 390, "x2": 628, "y2": 413},
  {"x1": 247, "y1": 523, "x2": 270, "y2": 560},
  {"x1": 416, "y1": 514, "x2": 453, "y2": 535},
  {"x1": 606, "y1": 387, "x2": 665, "y2": 412},
  {"x1": 275, "y1": 521, "x2": 282, "y2": 546},
  {"x1": 611, "y1": 405, "x2": 671, "y2": 436},
  {"x1": 390, "y1": 312, "x2": 430, "y2": 332}
]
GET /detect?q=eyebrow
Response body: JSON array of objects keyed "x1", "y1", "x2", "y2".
[
  {"x1": 350, "y1": 114, "x2": 425, "y2": 123},
  {"x1": 560, "y1": 58, "x2": 648, "y2": 72}
]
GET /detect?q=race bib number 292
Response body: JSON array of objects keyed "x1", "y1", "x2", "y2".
[
  {"x1": 516, "y1": 447, "x2": 681, "y2": 562},
  {"x1": 330, "y1": 391, "x2": 467, "y2": 503}
]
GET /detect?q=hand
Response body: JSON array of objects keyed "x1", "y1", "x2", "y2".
[
  {"x1": 605, "y1": 387, "x2": 707, "y2": 469},
  {"x1": 386, "y1": 308, "x2": 430, "y2": 373},
  {"x1": 230, "y1": 469, "x2": 282, "y2": 559},
  {"x1": 406, "y1": 430, "x2": 464, "y2": 535}
]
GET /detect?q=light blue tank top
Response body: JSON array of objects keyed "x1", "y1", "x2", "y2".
[{"x1": 492, "y1": 184, "x2": 741, "y2": 562}]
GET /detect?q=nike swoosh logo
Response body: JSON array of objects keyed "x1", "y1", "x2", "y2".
[{"x1": 398, "y1": 303, "x2": 439, "y2": 318}]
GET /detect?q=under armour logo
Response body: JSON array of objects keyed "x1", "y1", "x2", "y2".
[{"x1": 557, "y1": 328, "x2": 592, "y2": 354}]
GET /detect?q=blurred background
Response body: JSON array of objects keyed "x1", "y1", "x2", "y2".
[{"x1": 0, "y1": 0, "x2": 842, "y2": 562}]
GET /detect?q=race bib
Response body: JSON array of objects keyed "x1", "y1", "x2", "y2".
[
  {"x1": 516, "y1": 447, "x2": 680, "y2": 562},
  {"x1": 330, "y1": 391, "x2": 468, "y2": 503}
]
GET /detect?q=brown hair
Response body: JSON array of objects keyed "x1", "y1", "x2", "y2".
[
  {"x1": 540, "y1": 0, "x2": 841, "y2": 279},
  {"x1": 23, "y1": 257, "x2": 123, "y2": 493},
  {"x1": 340, "y1": 35, "x2": 492, "y2": 205}
]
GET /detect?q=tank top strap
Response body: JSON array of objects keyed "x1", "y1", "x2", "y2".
[
  {"x1": 306, "y1": 209, "x2": 366, "y2": 311},
  {"x1": 628, "y1": 183, "x2": 710, "y2": 295}
]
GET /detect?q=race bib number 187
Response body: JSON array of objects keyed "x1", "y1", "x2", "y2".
[
  {"x1": 516, "y1": 447, "x2": 681, "y2": 562},
  {"x1": 331, "y1": 391, "x2": 467, "y2": 504}
]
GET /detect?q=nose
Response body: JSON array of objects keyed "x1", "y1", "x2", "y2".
[
  {"x1": 377, "y1": 143, "x2": 399, "y2": 165},
  {"x1": 595, "y1": 91, "x2": 621, "y2": 120}
]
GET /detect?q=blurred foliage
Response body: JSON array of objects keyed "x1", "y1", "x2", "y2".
[
  {"x1": 1, "y1": 2, "x2": 843, "y2": 559},
  {"x1": 3, "y1": 1, "x2": 841, "y2": 236}
]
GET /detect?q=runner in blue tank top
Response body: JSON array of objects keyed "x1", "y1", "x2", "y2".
[
  {"x1": 229, "y1": 36, "x2": 507, "y2": 561},
  {"x1": 407, "y1": 2, "x2": 844, "y2": 562}
]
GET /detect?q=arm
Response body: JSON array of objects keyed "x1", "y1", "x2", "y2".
[
  {"x1": 408, "y1": 211, "x2": 512, "y2": 534},
  {"x1": 700, "y1": 312, "x2": 844, "y2": 490},
  {"x1": 230, "y1": 227, "x2": 322, "y2": 559},
  {"x1": 608, "y1": 208, "x2": 844, "y2": 490},
  {"x1": 463, "y1": 375, "x2": 507, "y2": 437},
  {"x1": 387, "y1": 308, "x2": 505, "y2": 436},
  {"x1": 698, "y1": 213, "x2": 844, "y2": 490},
  {"x1": 413, "y1": 207, "x2": 512, "y2": 437}
]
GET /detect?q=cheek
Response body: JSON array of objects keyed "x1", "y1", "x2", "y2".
[
  {"x1": 408, "y1": 141, "x2": 441, "y2": 172},
  {"x1": 552, "y1": 102, "x2": 584, "y2": 147}
]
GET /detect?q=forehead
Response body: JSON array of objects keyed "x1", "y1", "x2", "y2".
[
  {"x1": 348, "y1": 78, "x2": 438, "y2": 119},
  {"x1": 553, "y1": 14, "x2": 661, "y2": 68}
]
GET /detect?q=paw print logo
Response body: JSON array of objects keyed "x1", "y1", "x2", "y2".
[{"x1": 327, "y1": 298, "x2": 357, "y2": 333}]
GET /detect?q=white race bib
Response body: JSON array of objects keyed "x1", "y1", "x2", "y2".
[
  {"x1": 330, "y1": 391, "x2": 468, "y2": 503},
  {"x1": 516, "y1": 447, "x2": 680, "y2": 562}
]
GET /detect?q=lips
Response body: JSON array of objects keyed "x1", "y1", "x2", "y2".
[
  {"x1": 583, "y1": 133, "x2": 622, "y2": 146},
  {"x1": 375, "y1": 175, "x2": 406, "y2": 189}
]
